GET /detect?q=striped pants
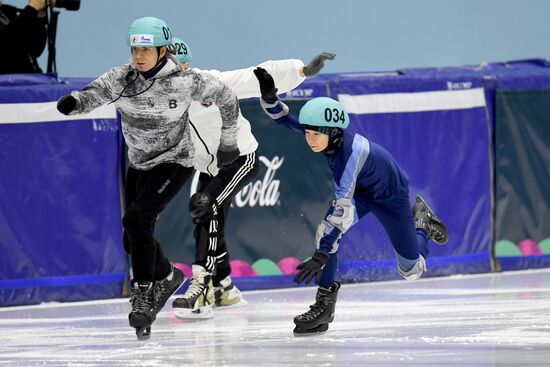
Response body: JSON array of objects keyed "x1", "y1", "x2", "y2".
[{"x1": 193, "y1": 152, "x2": 259, "y2": 285}]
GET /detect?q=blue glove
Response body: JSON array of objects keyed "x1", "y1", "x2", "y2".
[{"x1": 294, "y1": 250, "x2": 329, "y2": 284}]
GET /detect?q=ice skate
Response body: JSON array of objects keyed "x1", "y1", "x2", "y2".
[
  {"x1": 172, "y1": 265, "x2": 215, "y2": 319},
  {"x1": 154, "y1": 263, "x2": 186, "y2": 312},
  {"x1": 213, "y1": 276, "x2": 248, "y2": 309},
  {"x1": 398, "y1": 255, "x2": 427, "y2": 280},
  {"x1": 293, "y1": 282, "x2": 340, "y2": 336},
  {"x1": 413, "y1": 194, "x2": 449, "y2": 245},
  {"x1": 128, "y1": 280, "x2": 157, "y2": 340}
]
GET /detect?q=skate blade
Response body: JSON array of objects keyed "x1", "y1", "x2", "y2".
[
  {"x1": 135, "y1": 326, "x2": 151, "y2": 341},
  {"x1": 214, "y1": 298, "x2": 248, "y2": 310},
  {"x1": 293, "y1": 324, "x2": 329, "y2": 336},
  {"x1": 129, "y1": 315, "x2": 153, "y2": 329},
  {"x1": 174, "y1": 305, "x2": 214, "y2": 319}
]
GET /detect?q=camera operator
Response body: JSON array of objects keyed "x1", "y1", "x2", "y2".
[{"x1": 0, "y1": 0, "x2": 47, "y2": 74}]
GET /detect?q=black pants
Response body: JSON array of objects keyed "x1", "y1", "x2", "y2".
[
  {"x1": 194, "y1": 152, "x2": 260, "y2": 285},
  {"x1": 123, "y1": 163, "x2": 194, "y2": 282}
]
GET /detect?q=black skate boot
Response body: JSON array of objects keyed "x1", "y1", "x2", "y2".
[
  {"x1": 172, "y1": 265, "x2": 215, "y2": 319},
  {"x1": 154, "y1": 263, "x2": 186, "y2": 312},
  {"x1": 128, "y1": 280, "x2": 157, "y2": 340},
  {"x1": 413, "y1": 194, "x2": 449, "y2": 245},
  {"x1": 294, "y1": 282, "x2": 340, "y2": 336}
]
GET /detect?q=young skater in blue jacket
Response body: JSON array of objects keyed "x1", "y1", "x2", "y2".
[{"x1": 253, "y1": 67, "x2": 449, "y2": 336}]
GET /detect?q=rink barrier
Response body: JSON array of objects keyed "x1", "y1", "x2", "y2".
[
  {"x1": 0, "y1": 73, "x2": 127, "y2": 307},
  {"x1": 2, "y1": 59, "x2": 550, "y2": 305}
]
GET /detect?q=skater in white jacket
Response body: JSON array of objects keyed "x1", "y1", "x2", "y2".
[{"x1": 169, "y1": 37, "x2": 336, "y2": 318}]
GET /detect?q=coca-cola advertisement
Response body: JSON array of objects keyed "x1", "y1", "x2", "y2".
[{"x1": 155, "y1": 100, "x2": 333, "y2": 279}]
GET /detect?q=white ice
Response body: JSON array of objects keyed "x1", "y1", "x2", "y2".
[{"x1": 1, "y1": 268, "x2": 550, "y2": 366}]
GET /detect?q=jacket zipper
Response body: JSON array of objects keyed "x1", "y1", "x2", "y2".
[{"x1": 189, "y1": 120, "x2": 215, "y2": 176}]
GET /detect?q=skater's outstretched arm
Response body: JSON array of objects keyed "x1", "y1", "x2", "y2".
[
  {"x1": 216, "y1": 52, "x2": 335, "y2": 99},
  {"x1": 254, "y1": 67, "x2": 304, "y2": 133},
  {"x1": 213, "y1": 59, "x2": 306, "y2": 99},
  {"x1": 57, "y1": 68, "x2": 117, "y2": 115}
]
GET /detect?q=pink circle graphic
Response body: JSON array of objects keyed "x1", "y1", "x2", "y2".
[
  {"x1": 278, "y1": 257, "x2": 301, "y2": 275},
  {"x1": 230, "y1": 260, "x2": 258, "y2": 277},
  {"x1": 517, "y1": 239, "x2": 543, "y2": 256}
]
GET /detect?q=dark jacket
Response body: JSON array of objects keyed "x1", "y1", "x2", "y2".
[{"x1": 0, "y1": 5, "x2": 47, "y2": 74}]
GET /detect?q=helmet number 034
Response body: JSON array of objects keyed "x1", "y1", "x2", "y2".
[{"x1": 325, "y1": 108, "x2": 346, "y2": 124}]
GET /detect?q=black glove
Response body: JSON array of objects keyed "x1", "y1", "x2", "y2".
[
  {"x1": 253, "y1": 67, "x2": 278, "y2": 103},
  {"x1": 303, "y1": 52, "x2": 336, "y2": 77},
  {"x1": 294, "y1": 250, "x2": 330, "y2": 284},
  {"x1": 189, "y1": 192, "x2": 215, "y2": 224},
  {"x1": 57, "y1": 94, "x2": 77, "y2": 115},
  {"x1": 216, "y1": 147, "x2": 240, "y2": 169}
]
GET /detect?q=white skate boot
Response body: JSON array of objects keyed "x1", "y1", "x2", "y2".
[
  {"x1": 172, "y1": 265, "x2": 215, "y2": 319},
  {"x1": 213, "y1": 276, "x2": 248, "y2": 309}
]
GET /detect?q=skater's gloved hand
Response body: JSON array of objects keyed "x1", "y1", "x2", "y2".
[
  {"x1": 216, "y1": 146, "x2": 240, "y2": 169},
  {"x1": 294, "y1": 250, "x2": 330, "y2": 284},
  {"x1": 57, "y1": 94, "x2": 77, "y2": 115},
  {"x1": 302, "y1": 52, "x2": 336, "y2": 77},
  {"x1": 253, "y1": 67, "x2": 278, "y2": 103}
]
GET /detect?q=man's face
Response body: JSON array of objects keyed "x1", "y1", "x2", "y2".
[
  {"x1": 304, "y1": 129, "x2": 329, "y2": 152},
  {"x1": 131, "y1": 46, "x2": 163, "y2": 72}
]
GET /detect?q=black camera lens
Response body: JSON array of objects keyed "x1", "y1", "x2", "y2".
[{"x1": 54, "y1": 0, "x2": 81, "y2": 11}]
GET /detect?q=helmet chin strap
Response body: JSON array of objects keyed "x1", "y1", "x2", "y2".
[
  {"x1": 322, "y1": 129, "x2": 343, "y2": 154},
  {"x1": 146, "y1": 46, "x2": 165, "y2": 70},
  {"x1": 155, "y1": 46, "x2": 163, "y2": 65}
]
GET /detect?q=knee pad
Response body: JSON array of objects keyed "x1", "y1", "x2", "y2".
[
  {"x1": 189, "y1": 192, "x2": 216, "y2": 224},
  {"x1": 326, "y1": 198, "x2": 355, "y2": 232},
  {"x1": 397, "y1": 255, "x2": 426, "y2": 280}
]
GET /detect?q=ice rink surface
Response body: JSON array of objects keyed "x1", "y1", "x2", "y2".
[{"x1": 1, "y1": 268, "x2": 550, "y2": 366}]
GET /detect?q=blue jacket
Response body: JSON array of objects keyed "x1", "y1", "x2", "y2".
[{"x1": 262, "y1": 99, "x2": 409, "y2": 252}]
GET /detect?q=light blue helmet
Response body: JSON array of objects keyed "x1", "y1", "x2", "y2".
[
  {"x1": 127, "y1": 17, "x2": 172, "y2": 47},
  {"x1": 298, "y1": 97, "x2": 350, "y2": 130},
  {"x1": 171, "y1": 37, "x2": 193, "y2": 63}
]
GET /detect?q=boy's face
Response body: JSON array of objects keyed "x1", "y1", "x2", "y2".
[
  {"x1": 131, "y1": 46, "x2": 166, "y2": 72},
  {"x1": 304, "y1": 129, "x2": 329, "y2": 152}
]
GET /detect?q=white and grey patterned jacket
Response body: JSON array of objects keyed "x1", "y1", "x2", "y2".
[
  {"x1": 69, "y1": 55, "x2": 239, "y2": 171},
  {"x1": 189, "y1": 59, "x2": 306, "y2": 176}
]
